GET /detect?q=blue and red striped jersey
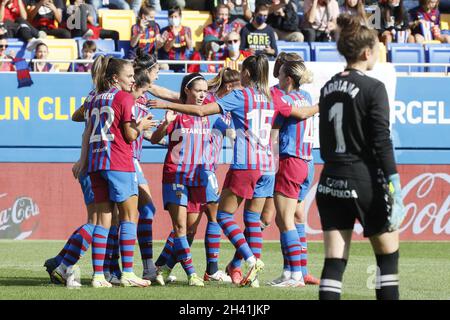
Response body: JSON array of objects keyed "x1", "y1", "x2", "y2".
[
  {"x1": 132, "y1": 95, "x2": 150, "y2": 161},
  {"x1": 159, "y1": 26, "x2": 192, "y2": 61},
  {"x1": 276, "y1": 90, "x2": 314, "y2": 160},
  {"x1": 216, "y1": 87, "x2": 292, "y2": 171},
  {"x1": 87, "y1": 88, "x2": 136, "y2": 173},
  {"x1": 162, "y1": 113, "x2": 211, "y2": 186}
]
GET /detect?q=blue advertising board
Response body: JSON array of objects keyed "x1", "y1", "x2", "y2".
[{"x1": 1, "y1": 73, "x2": 449, "y2": 164}]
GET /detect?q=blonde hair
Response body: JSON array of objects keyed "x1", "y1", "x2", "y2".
[
  {"x1": 207, "y1": 67, "x2": 240, "y2": 93},
  {"x1": 282, "y1": 60, "x2": 313, "y2": 89}
]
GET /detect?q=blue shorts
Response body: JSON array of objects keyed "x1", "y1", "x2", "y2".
[
  {"x1": 162, "y1": 183, "x2": 189, "y2": 210},
  {"x1": 201, "y1": 171, "x2": 220, "y2": 203},
  {"x1": 253, "y1": 173, "x2": 276, "y2": 199},
  {"x1": 90, "y1": 170, "x2": 138, "y2": 203},
  {"x1": 78, "y1": 172, "x2": 94, "y2": 205},
  {"x1": 134, "y1": 158, "x2": 148, "y2": 185},
  {"x1": 298, "y1": 160, "x2": 315, "y2": 201}
]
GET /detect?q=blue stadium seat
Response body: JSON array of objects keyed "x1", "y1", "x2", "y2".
[
  {"x1": 388, "y1": 43, "x2": 425, "y2": 72},
  {"x1": 276, "y1": 41, "x2": 310, "y2": 61},
  {"x1": 310, "y1": 42, "x2": 344, "y2": 62},
  {"x1": 76, "y1": 39, "x2": 124, "y2": 58},
  {"x1": 6, "y1": 40, "x2": 33, "y2": 59},
  {"x1": 425, "y1": 43, "x2": 450, "y2": 72},
  {"x1": 155, "y1": 10, "x2": 169, "y2": 29}
]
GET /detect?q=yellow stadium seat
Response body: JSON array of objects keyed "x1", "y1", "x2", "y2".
[
  {"x1": 423, "y1": 40, "x2": 442, "y2": 44},
  {"x1": 181, "y1": 10, "x2": 212, "y2": 49},
  {"x1": 99, "y1": 9, "x2": 136, "y2": 41},
  {"x1": 441, "y1": 14, "x2": 450, "y2": 30},
  {"x1": 41, "y1": 39, "x2": 78, "y2": 71},
  {"x1": 378, "y1": 42, "x2": 387, "y2": 63}
]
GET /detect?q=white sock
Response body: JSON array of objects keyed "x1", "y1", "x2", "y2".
[
  {"x1": 245, "y1": 256, "x2": 257, "y2": 266},
  {"x1": 282, "y1": 270, "x2": 291, "y2": 279},
  {"x1": 291, "y1": 271, "x2": 303, "y2": 282}
]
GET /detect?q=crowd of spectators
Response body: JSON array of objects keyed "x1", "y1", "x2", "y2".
[{"x1": 0, "y1": 0, "x2": 449, "y2": 72}]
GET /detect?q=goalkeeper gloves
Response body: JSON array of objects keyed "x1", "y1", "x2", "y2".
[{"x1": 387, "y1": 173, "x2": 406, "y2": 232}]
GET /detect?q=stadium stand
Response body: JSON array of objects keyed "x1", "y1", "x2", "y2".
[
  {"x1": 40, "y1": 39, "x2": 79, "y2": 71},
  {"x1": 388, "y1": 43, "x2": 426, "y2": 72},
  {"x1": 310, "y1": 42, "x2": 345, "y2": 62},
  {"x1": 76, "y1": 39, "x2": 124, "y2": 58},
  {"x1": 425, "y1": 43, "x2": 450, "y2": 72},
  {"x1": 98, "y1": 9, "x2": 136, "y2": 41},
  {"x1": 276, "y1": 41, "x2": 311, "y2": 61},
  {"x1": 155, "y1": 10, "x2": 169, "y2": 29},
  {"x1": 180, "y1": 10, "x2": 213, "y2": 49}
]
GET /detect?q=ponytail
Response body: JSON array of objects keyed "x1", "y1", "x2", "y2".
[{"x1": 242, "y1": 54, "x2": 271, "y2": 101}]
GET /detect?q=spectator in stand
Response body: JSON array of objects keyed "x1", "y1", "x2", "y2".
[
  {"x1": 240, "y1": 3, "x2": 278, "y2": 58},
  {"x1": 219, "y1": 0, "x2": 255, "y2": 31},
  {"x1": 267, "y1": 0, "x2": 304, "y2": 42},
  {"x1": 378, "y1": 0, "x2": 415, "y2": 45},
  {"x1": 223, "y1": 30, "x2": 251, "y2": 70},
  {"x1": 67, "y1": 39, "x2": 95, "y2": 72},
  {"x1": 301, "y1": 0, "x2": 339, "y2": 42},
  {"x1": 29, "y1": 41, "x2": 55, "y2": 71},
  {"x1": 0, "y1": 34, "x2": 15, "y2": 71},
  {"x1": 204, "y1": 4, "x2": 238, "y2": 60},
  {"x1": 65, "y1": 0, "x2": 120, "y2": 48},
  {"x1": 410, "y1": 0, "x2": 450, "y2": 42},
  {"x1": 26, "y1": 0, "x2": 71, "y2": 39},
  {"x1": 129, "y1": 5, "x2": 163, "y2": 58},
  {"x1": 340, "y1": 0, "x2": 369, "y2": 25},
  {"x1": 158, "y1": 6, "x2": 193, "y2": 72},
  {"x1": 0, "y1": 0, "x2": 46, "y2": 48},
  {"x1": 188, "y1": 34, "x2": 223, "y2": 73}
]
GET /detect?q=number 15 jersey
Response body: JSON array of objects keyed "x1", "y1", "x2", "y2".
[
  {"x1": 86, "y1": 88, "x2": 136, "y2": 173},
  {"x1": 216, "y1": 87, "x2": 292, "y2": 171}
]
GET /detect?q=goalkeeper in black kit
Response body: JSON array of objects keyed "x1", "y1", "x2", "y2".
[{"x1": 315, "y1": 14, "x2": 406, "y2": 300}]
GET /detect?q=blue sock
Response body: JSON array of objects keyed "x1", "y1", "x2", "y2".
[
  {"x1": 205, "y1": 221, "x2": 221, "y2": 275},
  {"x1": 296, "y1": 223, "x2": 308, "y2": 276},
  {"x1": 281, "y1": 230, "x2": 302, "y2": 273},
  {"x1": 173, "y1": 236, "x2": 195, "y2": 276},
  {"x1": 120, "y1": 221, "x2": 137, "y2": 273},
  {"x1": 62, "y1": 223, "x2": 95, "y2": 267},
  {"x1": 92, "y1": 225, "x2": 109, "y2": 275},
  {"x1": 138, "y1": 203, "x2": 155, "y2": 260}
]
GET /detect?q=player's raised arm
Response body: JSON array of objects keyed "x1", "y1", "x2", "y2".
[
  {"x1": 72, "y1": 105, "x2": 86, "y2": 122},
  {"x1": 148, "y1": 99, "x2": 222, "y2": 117}
]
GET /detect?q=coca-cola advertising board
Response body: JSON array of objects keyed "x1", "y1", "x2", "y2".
[{"x1": 0, "y1": 163, "x2": 448, "y2": 241}]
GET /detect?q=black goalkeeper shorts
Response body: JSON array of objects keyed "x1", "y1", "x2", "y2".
[{"x1": 315, "y1": 162, "x2": 392, "y2": 238}]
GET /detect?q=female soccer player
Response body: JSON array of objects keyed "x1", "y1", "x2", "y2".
[
  {"x1": 82, "y1": 56, "x2": 154, "y2": 288},
  {"x1": 316, "y1": 14, "x2": 405, "y2": 300},
  {"x1": 149, "y1": 73, "x2": 212, "y2": 287},
  {"x1": 149, "y1": 54, "x2": 318, "y2": 287},
  {"x1": 268, "y1": 60, "x2": 318, "y2": 288}
]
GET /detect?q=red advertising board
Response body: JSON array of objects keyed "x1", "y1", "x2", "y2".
[{"x1": 0, "y1": 164, "x2": 449, "y2": 241}]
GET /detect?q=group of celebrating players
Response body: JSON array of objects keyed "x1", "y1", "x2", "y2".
[{"x1": 42, "y1": 13, "x2": 406, "y2": 300}]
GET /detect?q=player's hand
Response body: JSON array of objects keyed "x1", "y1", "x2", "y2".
[
  {"x1": 226, "y1": 128, "x2": 236, "y2": 140},
  {"x1": 72, "y1": 160, "x2": 86, "y2": 179},
  {"x1": 147, "y1": 99, "x2": 168, "y2": 109},
  {"x1": 165, "y1": 110, "x2": 177, "y2": 123},
  {"x1": 387, "y1": 173, "x2": 406, "y2": 232},
  {"x1": 138, "y1": 113, "x2": 158, "y2": 131}
]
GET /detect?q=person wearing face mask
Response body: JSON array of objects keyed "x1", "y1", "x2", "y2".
[
  {"x1": 204, "y1": 4, "x2": 238, "y2": 60},
  {"x1": 188, "y1": 35, "x2": 224, "y2": 73},
  {"x1": 239, "y1": 3, "x2": 278, "y2": 58},
  {"x1": 158, "y1": 6, "x2": 193, "y2": 72},
  {"x1": 129, "y1": 5, "x2": 163, "y2": 58},
  {"x1": 377, "y1": 0, "x2": 415, "y2": 45},
  {"x1": 222, "y1": 31, "x2": 251, "y2": 70},
  {"x1": 301, "y1": 0, "x2": 340, "y2": 42}
]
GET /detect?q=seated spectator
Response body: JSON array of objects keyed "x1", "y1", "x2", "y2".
[
  {"x1": 188, "y1": 34, "x2": 223, "y2": 73},
  {"x1": 26, "y1": 0, "x2": 71, "y2": 39},
  {"x1": 204, "y1": 4, "x2": 239, "y2": 60},
  {"x1": 240, "y1": 3, "x2": 278, "y2": 58},
  {"x1": 410, "y1": 0, "x2": 450, "y2": 42},
  {"x1": 220, "y1": 0, "x2": 255, "y2": 31},
  {"x1": 301, "y1": 0, "x2": 339, "y2": 42},
  {"x1": 129, "y1": 5, "x2": 162, "y2": 58},
  {"x1": 29, "y1": 41, "x2": 55, "y2": 71},
  {"x1": 0, "y1": 0, "x2": 46, "y2": 47},
  {"x1": 158, "y1": 6, "x2": 193, "y2": 72},
  {"x1": 267, "y1": 0, "x2": 304, "y2": 42},
  {"x1": 223, "y1": 30, "x2": 251, "y2": 70},
  {"x1": 339, "y1": 0, "x2": 368, "y2": 25},
  {"x1": 67, "y1": 39, "x2": 95, "y2": 72},
  {"x1": 378, "y1": 0, "x2": 415, "y2": 45},
  {"x1": 65, "y1": 0, "x2": 119, "y2": 48},
  {"x1": 0, "y1": 34, "x2": 15, "y2": 71}
]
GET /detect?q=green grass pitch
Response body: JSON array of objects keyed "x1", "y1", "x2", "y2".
[{"x1": 0, "y1": 240, "x2": 449, "y2": 300}]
